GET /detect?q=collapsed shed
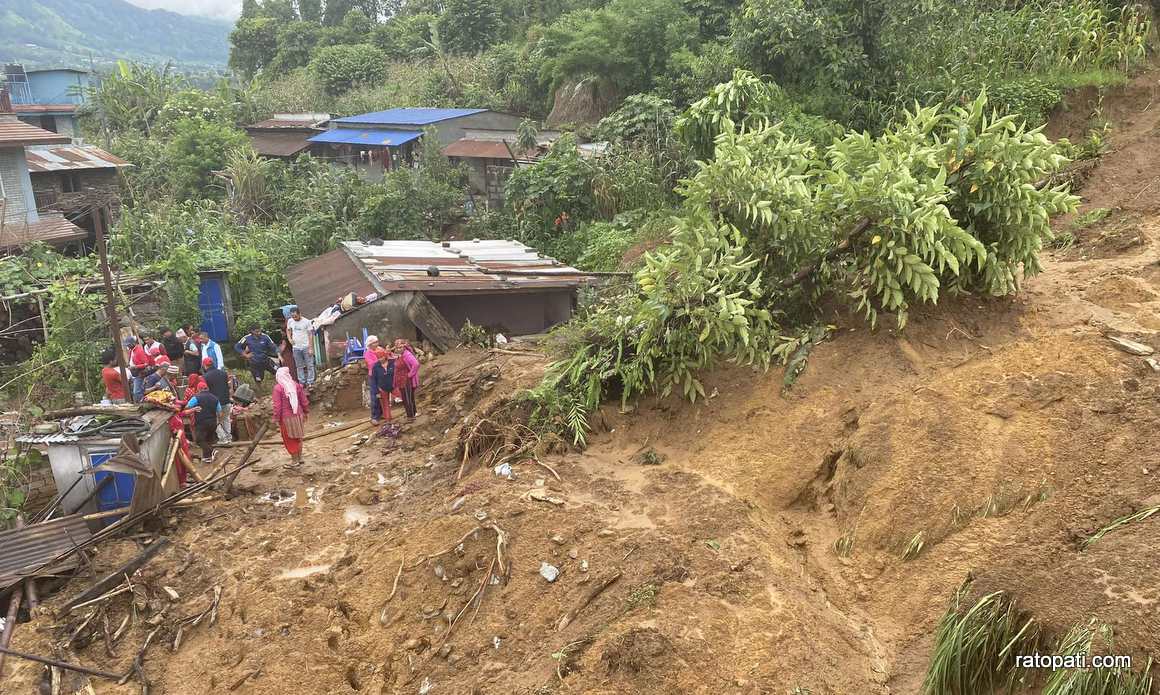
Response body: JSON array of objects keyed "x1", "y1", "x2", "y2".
[{"x1": 287, "y1": 239, "x2": 595, "y2": 358}]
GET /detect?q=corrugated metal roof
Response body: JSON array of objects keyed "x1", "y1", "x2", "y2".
[
  {"x1": 349, "y1": 240, "x2": 592, "y2": 292},
  {"x1": 0, "y1": 515, "x2": 91, "y2": 590},
  {"x1": 15, "y1": 432, "x2": 82, "y2": 444},
  {"x1": 0, "y1": 214, "x2": 86, "y2": 249},
  {"x1": 0, "y1": 117, "x2": 70, "y2": 146},
  {"x1": 248, "y1": 115, "x2": 328, "y2": 129},
  {"x1": 25, "y1": 144, "x2": 130, "y2": 173},
  {"x1": 309, "y1": 129, "x2": 423, "y2": 147},
  {"x1": 334, "y1": 108, "x2": 486, "y2": 126},
  {"x1": 247, "y1": 130, "x2": 314, "y2": 157},
  {"x1": 286, "y1": 247, "x2": 378, "y2": 318},
  {"x1": 288, "y1": 240, "x2": 595, "y2": 317}
]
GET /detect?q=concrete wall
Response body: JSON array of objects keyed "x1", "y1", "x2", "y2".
[
  {"x1": 429, "y1": 290, "x2": 574, "y2": 335},
  {"x1": 431, "y1": 112, "x2": 525, "y2": 146},
  {"x1": 324, "y1": 292, "x2": 419, "y2": 363},
  {"x1": 27, "y1": 70, "x2": 89, "y2": 105},
  {"x1": 0, "y1": 146, "x2": 36, "y2": 225},
  {"x1": 17, "y1": 114, "x2": 77, "y2": 138}
]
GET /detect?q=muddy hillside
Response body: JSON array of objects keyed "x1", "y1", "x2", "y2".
[{"x1": 5, "y1": 75, "x2": 1160, "y2": 694}]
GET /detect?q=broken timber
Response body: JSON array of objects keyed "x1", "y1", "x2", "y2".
[{"x1": 58, "y1": 539, "x2": 170, "y2": 615}]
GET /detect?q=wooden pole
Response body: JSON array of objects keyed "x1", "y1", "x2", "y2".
[
  {"x1": 0, "y1": 576, "x2": 25, "y2": 677},
  {"x1": 94, "y1": 207, "x2": 130, "y2": 399},
  {"x1": 0, "y1": 646, "x2": 124, "y2": 681}
]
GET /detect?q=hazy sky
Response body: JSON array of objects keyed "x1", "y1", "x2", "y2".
[{"x1": 125, "y1": 0, "x2": 242, "y2": 20}]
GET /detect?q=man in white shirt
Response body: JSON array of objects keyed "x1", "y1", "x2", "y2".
[{"x1": 286, "y1": 306, "x2": 316, "y2": 386}]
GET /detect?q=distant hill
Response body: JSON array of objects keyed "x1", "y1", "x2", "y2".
[{"x1": 0, "y1": 0, "x2": 231, "y2": 72}]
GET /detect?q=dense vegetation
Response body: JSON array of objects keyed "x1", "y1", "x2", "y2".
[{"x1": 0, "y1": 0, "x2": 1152, "y2": 419}]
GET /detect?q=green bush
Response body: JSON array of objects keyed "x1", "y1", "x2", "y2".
[
  {"x1": 162, "y1": 119, "x2": 249, "y2": 200},
  {"x1": 310, "y1": 43, "x2": 390, "y2": 94},
  {"x1": 357, "y1": 131, "x2": 467, "y2": 240}
]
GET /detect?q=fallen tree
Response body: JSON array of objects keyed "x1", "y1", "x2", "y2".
[{"x1": 527, "y1": 84, "x2": 1078, "y2": 445}]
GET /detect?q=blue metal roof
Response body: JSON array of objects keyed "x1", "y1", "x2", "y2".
[
  {"x1": 308, "y1": 129, "x2": 424, "y2": 147},
  {"x1": 333, "y1": 108, "x2": 487, "y2": 126}
]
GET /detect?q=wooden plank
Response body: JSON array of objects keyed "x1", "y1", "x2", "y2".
[{"x1": 405, "y1": 292, "x2": 458, "y2": 353}]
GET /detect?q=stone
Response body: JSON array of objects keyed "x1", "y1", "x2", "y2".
[{"x1": 1108, "y1": 335, "x2": 1154, "y2": 356}]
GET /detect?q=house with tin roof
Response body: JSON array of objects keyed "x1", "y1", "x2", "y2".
[
  {"x1": 287, "y1": 239, "x2": 595, "y2": 357},
  {"x1": 0, "y1": 89, "x2": 88, "y2": 250},
  {"x1": 3, "y1": 64, "x2": 90, "y2": 138},
  {"x1": 243, "y1": 113, "x2": 330, "y2": 159},
  {"x1": 308, "y1": 107, "x2": 524, "y2": 180}
]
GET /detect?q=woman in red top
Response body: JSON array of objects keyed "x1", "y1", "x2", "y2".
[{"x1": 101, "y1": 355, "x2": 126, "y2": 403}]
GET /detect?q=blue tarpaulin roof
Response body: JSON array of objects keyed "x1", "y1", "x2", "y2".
[
  {"x1": 308, "y1": 129, "x2": 424, "y2": 147},
  {"x1": 333, "y1": 108, "x2": 487, "y2": 126}
]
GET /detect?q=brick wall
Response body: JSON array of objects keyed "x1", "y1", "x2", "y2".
[{"x1": 21, "y1": 461, "x2": 57, "y2": 513}]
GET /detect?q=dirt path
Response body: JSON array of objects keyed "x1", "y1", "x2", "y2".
[{"x1": 6, "y1": 74, "x2": 1160, "y2": 694}]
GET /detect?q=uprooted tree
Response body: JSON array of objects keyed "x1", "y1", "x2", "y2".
[{"x1": 527, "y1": 80, "x2": 1078, "y2": 444}]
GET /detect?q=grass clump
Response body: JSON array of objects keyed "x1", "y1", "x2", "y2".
[
  {"x1": 902, "y1": 531, "x2": 926, "y2": 561},
  {"x1": 1043, "y1": 621, "x2": 1153, "y2": 695},
  {"x1": 1083, "y1": 505, "x2": 1160, "y2": 550},
  {"x1": 624, "y1": 583, "x2": 659, "y2": 611},
  {"x1": 923, "y1": 589, "x2": 1039, "y2": 695}
]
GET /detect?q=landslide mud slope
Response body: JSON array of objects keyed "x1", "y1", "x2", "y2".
[{"x1": 6, "y1": 75, "x2": 1160, "y2": 694}]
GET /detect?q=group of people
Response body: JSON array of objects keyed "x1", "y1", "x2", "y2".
[
  {"x1": 100, "y1": 306, "x2": 320, "y2": 470},
  {"x1": 365, "y1": 336, "x2": 420, "y2": 425},
  {"x1": 98, "y1": 310, "x2": 425, "y2": 472}
]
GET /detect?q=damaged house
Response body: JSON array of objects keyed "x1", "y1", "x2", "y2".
[{"x1": 287, "y1": 239, "x2": 594, "y2": 358}]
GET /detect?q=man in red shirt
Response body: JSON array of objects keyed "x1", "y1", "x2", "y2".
[
  {"x1": 126, "y1": 336, "x2": 152, "y2": 402},
  {"x1": 101, "y1": 354, "x2": 126, "y2": 403}
]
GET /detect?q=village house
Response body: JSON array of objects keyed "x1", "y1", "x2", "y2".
[
  {"x1": 243, "y1": 113, "x2": 330, "y2": 159},
  {"x1": 1, "y1": 66, "x2": 129, "y2": 248},
  {"x1": 308, "y1": 107, "x2": 524, "y2": 181},
  {"x1": 287, "y1": 239, "x2": 594, "y2": 360},
  {"x1": 0, "y1": 89, "x2": 87, "y2": 251},
  {"x1": 4, "y1": 64, "x2": 90, "y2": 138},
  {"x1": 441, "y1": 128, "x2": 560, "y2": 209}
]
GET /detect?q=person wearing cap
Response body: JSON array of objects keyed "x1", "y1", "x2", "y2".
[
  {"x1": 202, "y1": 356, "x2": 233, "y2": 443},
  {"x1": 235, "y1": 324, "x2": 279, "y2": 384},
  {"x1": 144, "y1": 358, "x2": 179, "y2": 397}
]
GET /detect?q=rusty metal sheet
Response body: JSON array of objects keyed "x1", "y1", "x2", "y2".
[
  {"x1": 287, "y1": 248, "x2": 377, "y2": 317},
  {"x1": 0, "y1": 515, "x2": 91, "y2": 590},
  {"x1": 0, "y1": 215, "x2": 87, "y2": 250},
  {"x1": 24, "y1": 144, "x2": 130, "y2": 173},
  {"x1": 0, "y1": 118, "x2": 70, "y2": 146},
  {"x1": 441, "y1": 138, "x2": 521, "y2": 160}
]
